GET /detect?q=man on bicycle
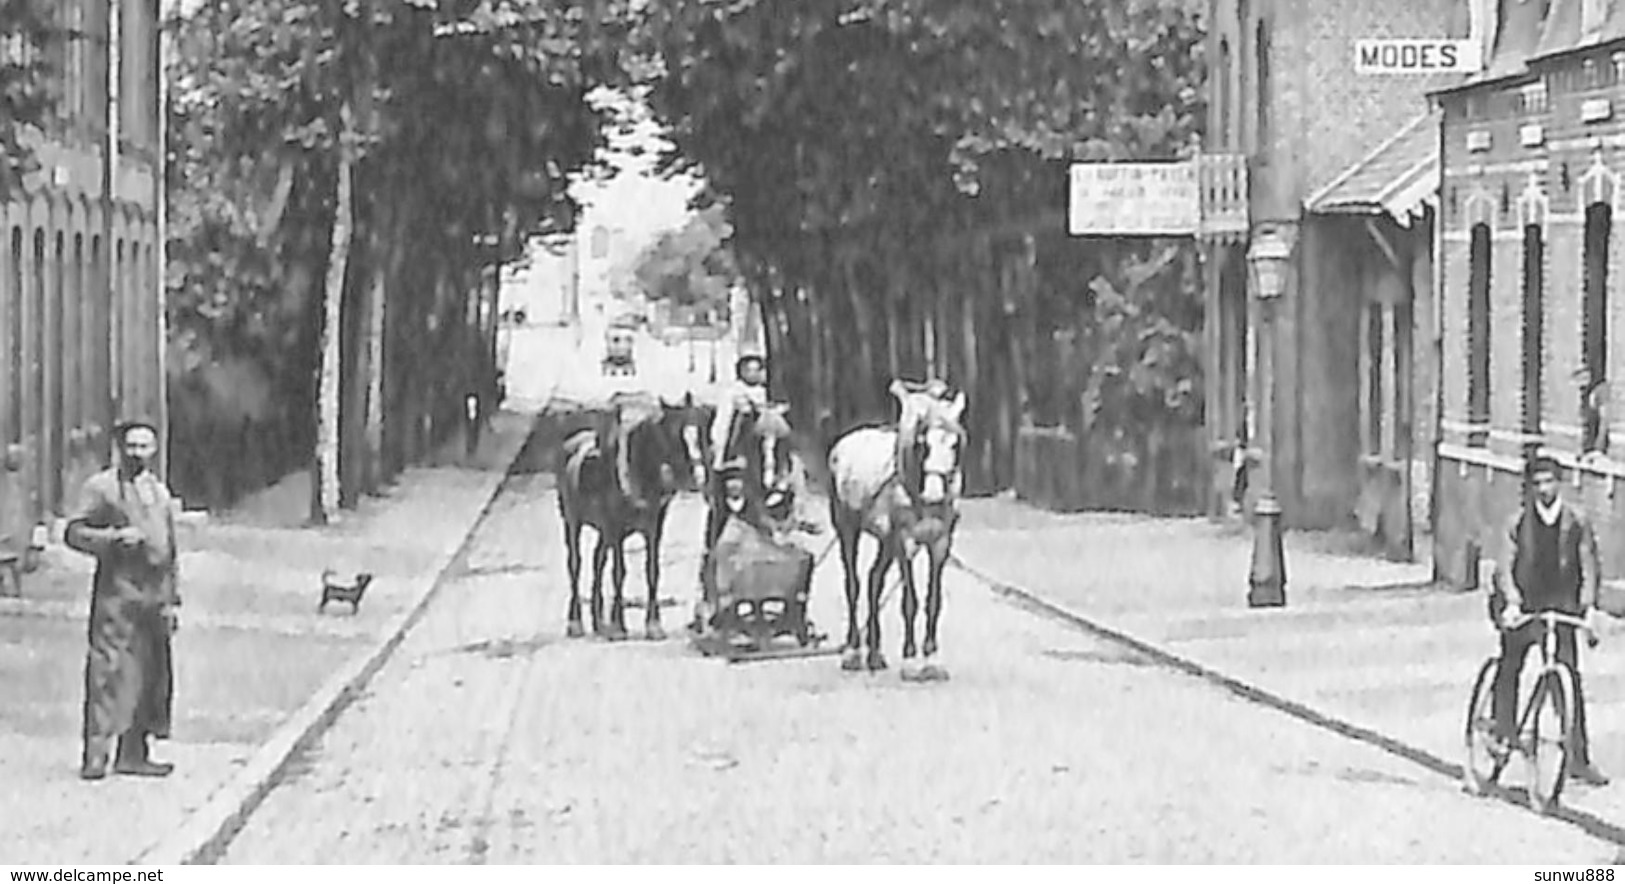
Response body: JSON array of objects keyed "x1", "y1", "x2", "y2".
[{"x1": 1491, "y1": 454, "x2": 1608, "y2": 786}]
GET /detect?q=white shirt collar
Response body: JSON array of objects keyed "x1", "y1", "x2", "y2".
[{"x1": 1536, "y1": 497, "x2": 1563, "y2": 526}]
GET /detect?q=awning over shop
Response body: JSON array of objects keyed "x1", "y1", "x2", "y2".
[{"x1": 1305, "y1": 112, "x2": 1439, "y2": 227}]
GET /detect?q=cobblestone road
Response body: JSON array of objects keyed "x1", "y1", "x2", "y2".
[{"x1": 218, "y1": 478, "x2": 1618, "y2": 863}]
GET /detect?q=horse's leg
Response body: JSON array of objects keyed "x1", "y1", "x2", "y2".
[
  {"x1": 564, "y1": 515, "x2": 586, "y2": 638},
  {"x1": 864, "y1": 537, "x2": 896, "y2": 672},
  {"x1": 921, "y1": 541, "x2": 950, "y2": 681},
  {"x1": 835, "y1": 511, "x2": 864, "y2": 672},
  {"x1": 589, "y1": 529, "x2": 610, "y2": 636},
  {"x1": 644, "y1": 515, "x2": 666, "y2": 641},
  {"x1": 606, "y1": 527, "x2": 631, "y2": 641},
  {"x1": 898, "y1": 539, "x2": 923, "y2": 680}
]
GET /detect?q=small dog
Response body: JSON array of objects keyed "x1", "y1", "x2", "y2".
[{"x1": 319, "y1": 570, "x2": 375, "y2": 615}]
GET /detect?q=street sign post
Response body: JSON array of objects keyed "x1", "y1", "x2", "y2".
[{"x1": 1067, "y1": 162, "x2": 1200, "y2": 237}]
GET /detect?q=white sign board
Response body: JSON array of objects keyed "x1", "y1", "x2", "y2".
[
  {"x1": 1067, "y1": 162, "x2": 1199, "y2": 237},
  {"x1": 1354, "y1": 39, "x2": 1483, "y2": 75}
]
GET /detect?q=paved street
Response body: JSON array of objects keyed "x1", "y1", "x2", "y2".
[
  {"x1": 217, "y1": 479, "x2": 1616, "y2": 863},
  {"x1": 950, "y1": 503, "x2": 1625, "y2": 829}
]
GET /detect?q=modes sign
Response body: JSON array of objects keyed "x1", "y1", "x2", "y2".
[{"x1": 1353, "y1": 39, "x2": 1484, "y2": 75}]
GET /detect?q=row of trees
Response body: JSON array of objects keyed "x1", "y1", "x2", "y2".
[
  {"x1": 639, "y1": 0, "x2": 1208, "y2": 501},
  {"x1": 165, "y1": 0, "x2": 639, "y2": 519},
  {"x1": 0, "y1": 0, "x2": 1205, "y2": 516}
]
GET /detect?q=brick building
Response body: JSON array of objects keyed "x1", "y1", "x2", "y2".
[
  {"x1": 0, "y1": 0, "x2": 164, "y2": 575},
  {"x1": 1433, "y1": 0, "x2": 1625, "y2": 584},
  {"x1": 1200, "y1": 0, "x2": 1473, "y2": 559}
]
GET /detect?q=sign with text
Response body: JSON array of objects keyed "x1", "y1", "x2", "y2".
[
  {"x1": 1067, "y1": 162, "x2": 1199, "y2": 237},
  {"x1": 1354, "y1": 39, "x2": 1483, "y2": 74}
]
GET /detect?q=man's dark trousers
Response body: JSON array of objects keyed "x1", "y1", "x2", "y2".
[{"x1": 1492, "y1": 619, "x2": 1592, "y2": 765}]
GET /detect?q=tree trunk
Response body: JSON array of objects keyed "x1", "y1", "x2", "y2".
[
  {"x1": 840, "y1": 250, "x2": 877, "y2": 421},
  {"x1": 962, "y1": 237, "x2": 986, "y2": 491},
  {"x1": 362, "y1": 222, "x2": 388, "y2": 494},
  {"x1": 890, "y1": 253, "x2": 903, "y2": 381},
  {"x1": 311, "y1": 104, "x2": 354, "y2": 526}
]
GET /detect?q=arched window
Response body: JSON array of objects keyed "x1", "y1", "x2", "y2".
[
  {"x1": 1468, "y1": 222, "x2": 1492, "y2": 446},
  {"x1": 6, "y1": 228, "x2": 20, "y2": 445},
  {"x1": 1255, "y1": 20, "x2": 1270, "y2": 154},
  {"x1": 50, "y1": 231, "x2": 65, "y2": 510},
  {"x1": 1217, "y1": 38, "x2": 1232, "y2": 149},
  {"x1": 70, "y1": 234, "x2": 83, "y2": 433},
  {"x1": 1522, "y1": 222, "x2": 1545, "y2": 436},
  {"x1": 1583, "y1": 202, "x2": 1611, "y2": 452}
]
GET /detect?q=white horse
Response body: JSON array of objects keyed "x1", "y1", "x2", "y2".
[{"x1": 826, "y1": 379, "x2": 966, "y2": 680}]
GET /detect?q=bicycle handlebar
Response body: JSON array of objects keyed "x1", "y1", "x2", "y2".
[{"x1": 1500, "y1": 610, "x2": 1601, "y2": 645}]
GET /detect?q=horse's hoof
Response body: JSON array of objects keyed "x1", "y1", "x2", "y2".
[
  {"x1": 604, "y1": 626, "x2": 630, "y2": 642},
  {"x1": 645, "y1": 624, "x2": 667, "y2": 642},
  {"x1": 840, "y1": 650, "x2": 865, "y2": 672},
  {"x1": 566, "y1": 622, "x2": 586, "y2": 639},
  {"x1": 866, "y1": 651, "x2": 889, "y2": 672},
  {"x1": 920, "y1": 663, "x2": 950, "y2": 682},
  {"x1": 900, "y1": 660, "x2": 924, "y2": 682}
]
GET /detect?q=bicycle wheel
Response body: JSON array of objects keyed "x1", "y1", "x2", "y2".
[
  {"x1": 1463, "y1": 657, "x2": 1510, "y2": 795},
  {"x1": 1523, "y1": 664, "x2": 1577, "y2": 814}
]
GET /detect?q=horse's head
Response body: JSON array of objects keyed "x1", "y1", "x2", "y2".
[
  {"x1": 891, "y1": 379, "x2": 967, "y2": 507},
  {"x1": 615, "y1": 394, "x2": 696, "y2": 502}
]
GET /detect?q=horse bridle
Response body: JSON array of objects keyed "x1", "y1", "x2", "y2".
[{"x1": 900, "y1": 417, "x2": 963, "y2": 510}]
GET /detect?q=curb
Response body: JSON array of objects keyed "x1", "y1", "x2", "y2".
[
  {"x1": 132, "y1": 413, "x2": 542, "y2": 866},
  {"x1": 947, "y1": 552, "x2": 1625, "y2": 849}
]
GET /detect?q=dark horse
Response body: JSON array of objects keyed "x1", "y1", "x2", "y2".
[
  {"x1": 826, "y1": 380, "x2": 966, "y2": 680},
  {"x1": 556, "y1": 391, "x2": 704, "y2": 641}
]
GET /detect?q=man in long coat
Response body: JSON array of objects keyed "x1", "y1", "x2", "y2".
[{"x1": 66, "y1": 419, "x2": 180, "y2": 780}]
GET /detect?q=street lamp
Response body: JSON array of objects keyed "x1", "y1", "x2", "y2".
[{"x1": 1246, "y1": 228, "x2": 1291, "y2": 608}]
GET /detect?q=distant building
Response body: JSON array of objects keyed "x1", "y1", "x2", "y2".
[{"x1": 0, "y1": 0, "x2": 163, "y2": 562}]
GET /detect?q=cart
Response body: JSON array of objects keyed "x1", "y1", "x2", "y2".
[{"x1": 690, "y1": 512, "x2": 836, "y2": 663}]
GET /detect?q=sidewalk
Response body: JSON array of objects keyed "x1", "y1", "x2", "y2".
[
  {"x1": 0, "y1": 410, "x2": 534, "y2": 864},
  {"x1": 952, "y1": 498, "x2": 1625, "y2": 824}
]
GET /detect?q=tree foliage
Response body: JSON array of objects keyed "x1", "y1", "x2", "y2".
[
  {"x1": 0, "y1": 0, "x2": 56, "y2": 199},
  {"x1": 165, "y1": 0, "x2": 641, "y2": 507},
  {"x1": 631, "y1": 203, "x2": 739, "y2": 311},
  {"x1": 639, "y1": 0, "x2": 1206, "y2": 503}
]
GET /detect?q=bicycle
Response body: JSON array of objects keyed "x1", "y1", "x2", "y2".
[{"x1": 1463, "y1": 610, "x2": 1599, "y2": 814}]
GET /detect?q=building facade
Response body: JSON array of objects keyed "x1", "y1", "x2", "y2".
[
  {"x1": 0, "y1": 0, "x2": 164, "y2": 566},
  {"x1": 1433, "y1": 1, "x2": 1625, "y2": 585},
  {"x1": 1200, "y1": 0, "x2": 1471, "y2": 559}
]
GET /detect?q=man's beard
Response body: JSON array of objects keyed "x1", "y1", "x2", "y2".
[{"x1": 121, "y1": 455, "x2": 150, "y2": 474}]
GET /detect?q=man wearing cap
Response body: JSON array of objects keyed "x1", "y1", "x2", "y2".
[
  {"x1": 707, "y1": 354, "x2": 819, "y2": 533},
  {"x1": 1491, "y1": 454, "x2": 1608, "y2": 786},
  {"x1": 65, "y1": 419, "x2": 181, "y2": 780}
]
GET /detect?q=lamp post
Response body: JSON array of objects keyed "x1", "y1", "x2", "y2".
[{"x1": 1247, "y1": 229, "x2": 1291, "y2": 608}]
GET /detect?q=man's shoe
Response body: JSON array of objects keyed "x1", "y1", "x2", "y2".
[
  {"x1": 114, "y1": 733, "x2": 175, "y2": 777},
  {"x1": 1570, "y1": 763, "x2": 1610, "y2": 786},
  {"x1": 114, "y1": 758, "x2": 174, "y2": 777},
  {"x1": 80, "y1": 745, "x2": 109, "y2": 781}
]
